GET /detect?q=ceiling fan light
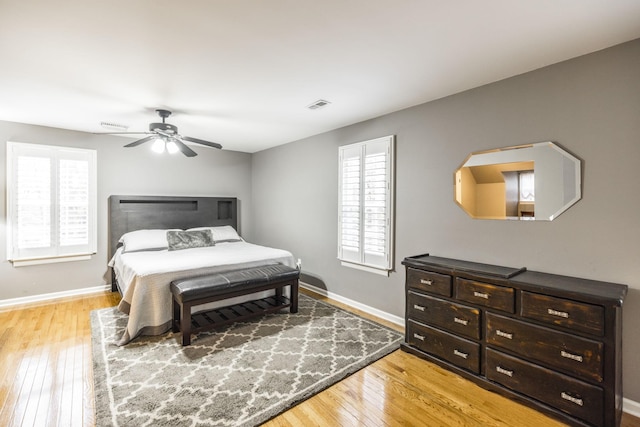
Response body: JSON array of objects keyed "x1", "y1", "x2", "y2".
[
  {"x1": 166, "y1": 140, "x2": 179, "y2": 154},
  {"x1": 151, "y1": 138, "x2": 165, "y2": 153}
]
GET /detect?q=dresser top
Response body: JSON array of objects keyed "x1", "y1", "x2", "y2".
[
  {"x1": 403, "y1": 253, "x2": 628, "y2": 305},
  {"x1": 512, "y1": 270, "x2": 628, "y2": 305},
  {"x1": 402, "y1": 254, "x2": 525, "y2": 279}
]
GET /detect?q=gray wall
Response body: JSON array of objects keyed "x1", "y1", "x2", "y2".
[
  {"x1": 0, "y1": 121, "x2": 252, "y2": 300},
  {"x1": 251, "y1": 39, "x2": 640, "y2": 401}
]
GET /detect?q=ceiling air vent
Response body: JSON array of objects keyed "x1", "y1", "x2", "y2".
[
  {"x1": 100, "y1": 121, "x2": 129, "y2": 131},
  {"x1": 307, "y1": 99, "x2": 331, "y2": 110}
]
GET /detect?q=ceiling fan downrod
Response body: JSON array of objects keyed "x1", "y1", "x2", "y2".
[
  {"x1": 156, "y1": 109, "x2": 172, "y2": 123},
  {"x1": 150, "y1": 109, "x2": 177, "y2": 134}
]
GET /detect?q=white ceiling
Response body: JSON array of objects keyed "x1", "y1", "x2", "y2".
[{"x1": 1, "y1": 1, "x2": 639, "y2": 154}]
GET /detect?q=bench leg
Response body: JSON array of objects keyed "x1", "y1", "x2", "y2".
[
  {"x1": 290, "y1": 279, "x2": 299, "y2": 313},
  {"x1": 181, "y1": 303, "x2": 192, "y2": 346},
  {"x1": 275, "y1": 286, "x2": 283, "y2": 304},
  {"x1": 172, "y1": 299, "x2": 180, "y2": 333}
]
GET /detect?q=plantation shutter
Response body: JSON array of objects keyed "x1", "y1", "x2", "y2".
[
  {"x1": 59, "y1": 156, "x2": 91, "y2": 247},
  {"x1": 338, "y1": 136, "x2": 394, "y2": 273},
  {"x1": 339, "y1": 145, "x2": 362, "y2": 264},
  {"x1": 16, "y1": 154, "x2": 52, "y2": 253},
  {"x1": 7, "y1": 142, "x2": 97, "y2": 263}
]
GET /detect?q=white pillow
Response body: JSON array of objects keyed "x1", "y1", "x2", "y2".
[
  {"x1": 119, "y1": 229, "x2": 179, "y2": 253},
  {"x1": 187, "y1": 225, "x2": 242, "y2": 243}
]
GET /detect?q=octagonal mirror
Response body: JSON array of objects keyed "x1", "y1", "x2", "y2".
[{"x1": 454, "y1": 142, "x2": 581, "y2": 221}]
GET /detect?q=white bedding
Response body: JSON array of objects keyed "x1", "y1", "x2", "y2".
[{"x1": 110, "y1": 241, "x2": 296, "y2": 345}]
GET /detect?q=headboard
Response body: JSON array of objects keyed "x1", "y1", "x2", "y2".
[{"x1": 108, "y1": 195, "x2": 238, "y2": 259}]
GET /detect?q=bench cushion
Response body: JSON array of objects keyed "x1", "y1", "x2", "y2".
[{"x1": 170, "y1": 264, "x2": 300, "y2": 304}]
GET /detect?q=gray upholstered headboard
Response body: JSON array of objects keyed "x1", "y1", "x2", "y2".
[{"x1": 108, "y1": 195, "x2": 238, "y2": 260}]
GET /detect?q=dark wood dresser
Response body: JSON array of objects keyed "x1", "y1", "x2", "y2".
[{"x1": 401, "y1": 254, "x2": 628, "y2": 427}]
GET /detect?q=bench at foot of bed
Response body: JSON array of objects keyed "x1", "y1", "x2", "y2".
[{"x1": 170, "y1": 264, "x2": 300, "y2": 346}]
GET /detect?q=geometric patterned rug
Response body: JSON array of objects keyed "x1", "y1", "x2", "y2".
[{"x1": 91, "y1": 293, "x2": 403, "y2": 427}]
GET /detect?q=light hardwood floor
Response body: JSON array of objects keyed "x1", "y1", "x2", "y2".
[{"x1": 0, "y1": 289, "x2": 638, "y2": 427}]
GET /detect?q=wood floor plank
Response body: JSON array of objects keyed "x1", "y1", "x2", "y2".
[
  {"x1": 45, "y1": 339, "x2": 64, "y2": 427},
  {"x1": 334, "y1": 368, "x2": 438, "y2": 427},
  {"x1": 0, "y1": 315, "x2": 22, "y2": 427},
  {"x1": 1, "y1": 289, "x2": 639, "y2": 427},
  {"x1": 320, "y1": 383, "x2": 388, "y2": 427},
  {"x1": 57, "y1": 344, "x2": 73, "y2": 427},
  {"x1": 371, "y1": 352, "x2": 543, "y2": 427},
  {"x1": 9, "y1": 322, "x2": 45, "y2": 427},
  {"x1": 0, "y1": 324, "x2": 16, "y2": 411},
  {"x1": 325, "y1": 373, "x2": 396, "y2": 426},
  {"x1": 23, "y1": 341, "x2": 52, "y2": 427}
]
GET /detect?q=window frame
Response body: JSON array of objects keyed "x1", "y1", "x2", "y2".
[
  {"x1": 6, "y1": 141, "x2": 97, "y2": 266},
  {"x1": 337, "y1": 135, "x2": 395, "y2": 276}
]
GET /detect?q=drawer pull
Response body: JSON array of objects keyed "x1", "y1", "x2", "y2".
[
  {"x1": 413, "y1": 304, "x2": 426, "y2": 312},
  {"x1": 453, "y1": 317, "x2": 469, "y2": 326},
  {"x1": 496, "y1": 329, "x2": 513, "y2": 340},
  {"x1": 561, "y1": 392, "x2": 584, "y2": 407},
  {"x1": 420, "y1": 279, "x2": 433, "y2": 286},
  {"x1": 473, "y1": 291, "x2": 489, "y2": 299},
  {"x1": 496, "y1": 365, "x2": 513, "y2": 377},
  {"x1": 547, "y1": 308, "x2": 569, "y2": 318},
  {"x1": 560, "y1": 350, "x2": 584, "y2": 363},
  {"x1": 413, "y1": 333, "x2": 425, "y2": 341},
  {"x1": 453, "y1": 349, "x2": 468, "y2": 359}
]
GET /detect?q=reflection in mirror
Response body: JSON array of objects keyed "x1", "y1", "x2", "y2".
[{"x1": 454, "y1": 142, "x2": 581, "y2": 221}]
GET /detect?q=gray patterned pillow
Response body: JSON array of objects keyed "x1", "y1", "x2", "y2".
[{"x1": 166, "y1": 230, "x2": 215, "y2": 251}]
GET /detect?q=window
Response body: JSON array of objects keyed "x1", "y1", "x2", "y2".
[
  {"x1": 338, "y1": 135, "x2": 394, "y2": 275},
  {"x1": 6, "y1": 142, "x2": 97, "y2": 265},
  {"x1": 519, "y1": 170, "x2": 535, "y2": 202}
]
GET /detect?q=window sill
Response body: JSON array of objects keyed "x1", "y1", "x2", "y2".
[
  {"x1": 10, "y1": 254, "x2": 94, "y2": 267},
  {"x1": 340, "y1": 261, "x2": 390, "y2": 277}
]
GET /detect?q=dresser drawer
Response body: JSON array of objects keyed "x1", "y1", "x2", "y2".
[
  {"x1": 456, "y1": 278, "x2": 515, "y2": 313},
  {"x1": 521, "y1": 291, "x2": 604, "y2": 336},
  {"x1": 407, "y1": 319, "x2": 480, "y2": 373},
  {"x1": 486, "y1": 348, "x2": 604, "y2": 427},
  {"x1": 486, "y1": 313, "x2": 603, "y2": 383},
  {"x1": 407, "y1": 268, "x2": 452, "y2": 297},
  {"x1": 408, "y1": 290, "x2": 481, "y2": 339}
]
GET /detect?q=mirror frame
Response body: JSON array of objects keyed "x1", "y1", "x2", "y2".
[{"x1": 454, "y1": 141, "x2": 582, "y2": 221}]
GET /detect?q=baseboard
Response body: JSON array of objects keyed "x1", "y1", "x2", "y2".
[
  {"x1": 300, "y1": 282, "x2": 405, "y2": 328},
  {"x1": 0, "y1": 284, "x2": 112, "y2": 310},
  {"x1": 625, "y1": 398, "x2": 640, "y2": 418}
]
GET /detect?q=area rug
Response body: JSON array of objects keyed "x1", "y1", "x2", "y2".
[{"x1": 91, "y1": 293, "x2": 403, "y2": 427}]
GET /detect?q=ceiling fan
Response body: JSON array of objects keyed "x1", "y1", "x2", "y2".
[{"x1": 103, "y1": 109, "x2": 222, "y2": 157}]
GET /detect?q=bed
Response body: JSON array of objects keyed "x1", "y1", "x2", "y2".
[{"x1": 108, "y1": 195, "x2": 297, "y2": 345}]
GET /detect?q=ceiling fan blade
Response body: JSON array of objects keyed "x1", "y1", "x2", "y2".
[
  {"x1": 171, "y1": 138, "x2": 198, "y2": 157},
  {"x1": 124, "y1": 135, "x2": 156, "y2": 147},
  {"x1": 182, "y1": 136, "x2": 223, "y2": 150}
]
